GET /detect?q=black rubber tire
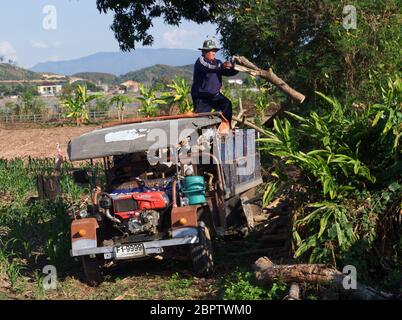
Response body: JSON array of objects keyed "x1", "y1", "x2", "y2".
[
  {"x1": 82, "y1": 255, "x2": 103, "y2": 287},
  {"x1": 190, "y1": 221, "x2": 214, "y2": 277}
]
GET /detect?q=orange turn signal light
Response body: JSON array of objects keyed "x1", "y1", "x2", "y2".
[
  {"x1": 179, "y1": 217, "x2": 187, "y2": 225},
  {"x1": 78, "y1": 229, "x2": 87, "y2": 237}
]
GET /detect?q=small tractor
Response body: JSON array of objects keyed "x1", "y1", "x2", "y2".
[{"x1": 67, "y1": 112, "x2": 263, "y2": 285}]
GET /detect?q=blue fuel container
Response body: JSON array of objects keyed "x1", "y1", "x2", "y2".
[{"x1": 182, "y1": 176, "x2": 206, "y2": 205}]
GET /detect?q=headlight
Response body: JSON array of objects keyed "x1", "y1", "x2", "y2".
[
  {"x1": 99, "y1": 194, "x2": 112, "y2": 209},
  {"x1": 79, "y1": 210, "x2": 89, "y2": 218}
]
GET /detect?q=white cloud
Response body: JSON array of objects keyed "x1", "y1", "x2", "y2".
[
  {"x1": 31, "y1": 40, "x2": 62, "y2": 49},
  {"x1": 163, "y1": 29, "x2": 198, "y2": 48},
  {"x1": 0, "y1": 41, "x2": 17, "y2": 62},
  {"x1": 31, "y1": 40, "x2": 49, "y2": 49}
]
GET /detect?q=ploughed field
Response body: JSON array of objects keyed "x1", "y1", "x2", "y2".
[{"x1": 0, "y1": 124, "x2": 98, "y2": 159}]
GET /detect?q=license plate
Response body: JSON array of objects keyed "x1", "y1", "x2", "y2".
[{"x1": 114, "y1": 243, "x2": 145, "y2": 259}]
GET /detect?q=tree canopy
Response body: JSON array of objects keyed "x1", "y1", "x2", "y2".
[
  {"x1": 217, "y1": 0, "x2": 401, "y2": 103},
  {"x1": 97, "y1": 0, "x2": 401, "y2": 103},
  {"x1": 96, "y1": 0, "x2": 228, "y2": 51}
]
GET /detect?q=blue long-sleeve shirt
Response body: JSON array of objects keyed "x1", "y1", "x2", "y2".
[{"x1": 191, "y1": 56, "x2": 238, "y2": 99}]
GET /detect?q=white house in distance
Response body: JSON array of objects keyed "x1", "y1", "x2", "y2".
[
  {"x1": 41, "y1": 73, "x2": 66, "y2": 81},
  {"x1": 37, "y1": 82, "x2": 63, "y2": 96},
  {"x1": 228, "y1": 79, "x2": 243, "y2": 86},
  {"x1": 119, "y1": 80, "x2": 140, "y2": 94}
]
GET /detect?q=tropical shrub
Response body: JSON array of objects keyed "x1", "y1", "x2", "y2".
[
  {"x1": 110, "y1": 94, "x2": 133, "y2": 121},
  {"x1": 13, "y1": 91, "x2": 46, "y2": 116},
  {"x1": 91, "y1": 95, "x2": 111, "y2": 113},
  {"x1": 163, "y1": 77, "x2": 193, "y2": 114},
  {"x1": 135, "y1": 84, "x2": 167, "y2": 117},
  {"x1": 259, "y1": 76, "x2": 401, "y2": 276},
  {"x1": 62, "y1": 85, "x2": 97, "y2": 126}
]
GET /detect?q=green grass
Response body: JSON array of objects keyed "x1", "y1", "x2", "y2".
[
  {"x1": 159, "y1": 272, "x2": 193, "y2": 299},
  {"x1": 221, "y1": 268, "x2": 287, "y2": 300}
]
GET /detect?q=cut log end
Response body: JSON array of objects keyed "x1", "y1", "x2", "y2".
[{"x1": 253, "y1": 256, "x2": 395, "y2": 300}]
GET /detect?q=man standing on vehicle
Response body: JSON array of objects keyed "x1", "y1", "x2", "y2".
[{"x1": 191, "y1": 39, "x2": 238, "y2": 123}]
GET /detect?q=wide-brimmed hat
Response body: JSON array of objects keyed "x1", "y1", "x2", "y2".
[{"x1": 198, "y1": 39, "x2": 220, "y2": 51}]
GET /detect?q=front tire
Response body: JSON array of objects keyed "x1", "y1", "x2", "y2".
[
  {"x1": 190, "y1": 221, "x2": 214, "y2": 276},
  {"x1": 82, "y1": 255, "x2": 103, "y2": 286}
]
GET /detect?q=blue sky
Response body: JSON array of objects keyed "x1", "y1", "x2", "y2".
[{"x1": 0, "y1": 0, "x2": 219, "y2": 68}]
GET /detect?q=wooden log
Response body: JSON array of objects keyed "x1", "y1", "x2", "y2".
[
  {"x1": 36, "y1": 174, "x2": 61, "y2": 200},
  {"x1": 232, "y1": 115, "x2": 267, "y2": 135},
  {"x1": 254, "y1": 257, "x2": 394, "y2": 300},
  {"x1": 254, "y1": 214, "x2": 269, "y2": 223},
  {"x1": 232, "y1": 97, "x2": 246, "y2": 128},
  {"x1": 287, "y1": 283, "x2": 300, "y2": 300},
  {"x1": 233, "y1": 55, "x2": 306, "y2": 104}
]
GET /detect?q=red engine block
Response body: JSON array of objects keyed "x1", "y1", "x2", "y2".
[{"x1": 112, "y1": 191, "x2": 169, "y2": 220}]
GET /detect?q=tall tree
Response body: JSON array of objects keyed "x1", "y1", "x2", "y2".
[
  {"x1": 96, "y1": 0, "x2": 228, "y2": 51},
  {"x1": 217, "y1": 0, "x2": 401, "y2": 104},
  {"x1": 96, "y1": 1, "x2": 401, "y2": 104}
]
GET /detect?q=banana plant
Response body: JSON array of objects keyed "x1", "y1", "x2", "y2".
[
  {"x1": 162, "y1": 77, "x2": 193, "y2": 114},
  {"x1": 62, "y1": 85, "x2": 97, "y2": 126},
  {"x1": 135, "y1": 85, "x2": 167, "y2": 117},
  {"x1": 252, "y1": 77, "x2": 276, "y2": 121},
  {"x1": 110, "y1": 94, "x2": 133, "y2": 121}
]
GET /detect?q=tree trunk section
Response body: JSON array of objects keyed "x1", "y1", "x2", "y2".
[
  {"x1": 254, "y1": 256, "x2": 394, "y2": 300},
  {"x1": 233, "y1": 55, "x2": 306, "y2": 104},
  {"x1": 287, "y1": 283, "x2": 300, "y2": 300}
]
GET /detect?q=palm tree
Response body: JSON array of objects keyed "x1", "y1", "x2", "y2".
[
  {"x1": 62, "y1": 85, "x2": 97, "y2": 126},
  {"x1": 110, "y1": 94, "x2": 133, "y2": 121},
  {"x1": 135, "y1": 85, "x2": 167, "y2": 117},
  {"x1": 163, "y1": 77, "x2": 193, "y2": 114}
]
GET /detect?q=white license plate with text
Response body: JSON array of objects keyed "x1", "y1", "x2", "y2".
[{"x1": 114, "y1": 243, "x2": 145, "y2": 259}]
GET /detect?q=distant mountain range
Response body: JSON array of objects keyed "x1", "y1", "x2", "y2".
[
  {"x1": 1, "y1": 49, "x2": 248, "y2": 89},
  {"x1": 30, "y1": 48, "x2": 219, "y2": 76},
  {"x1": 1, "y1": 61, "x2": 248, "y2": 91},
  {"x1": 119, "y1": 64, "x2": 194, "y2": 84},
  {"x1": 72, "y1": 64, "x2": 194, "y2": 85},
  {"x1": 0, "y1": 63, "x2": 41, "y2": 81},
  {"x1": 71, "y1": 72, "x2": 118, "y2": 84}
]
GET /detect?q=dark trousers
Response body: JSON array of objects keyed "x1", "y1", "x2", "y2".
[{"x1": 192, "y1": 93, "x2": 233, "y2": 122}]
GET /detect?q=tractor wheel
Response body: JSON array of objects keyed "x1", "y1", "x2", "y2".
[
  {"x1": 82, "y1": 255, "x2": 103, "y2": 287},
  {"x1": 190, "y1": 221, "x2": 214, "y2": 277}
]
